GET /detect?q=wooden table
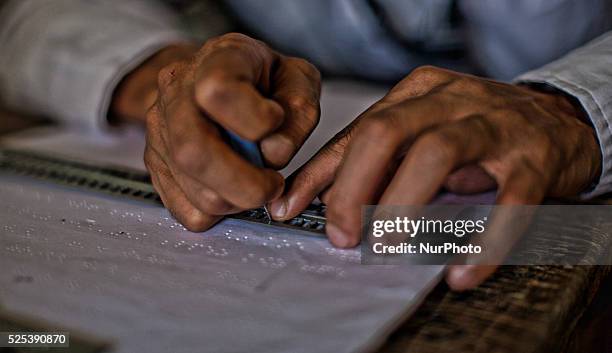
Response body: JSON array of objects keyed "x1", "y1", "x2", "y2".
[
  {"x1": 383, "y1": 266, "x2": 611, "y2": 353},
  {"x1": 1, "y1": 109, "x2": 611, "y2": 353}
]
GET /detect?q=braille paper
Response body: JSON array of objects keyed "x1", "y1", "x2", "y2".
[{"x1": 0, "y1": 175, "x2": 442, "y2": 353}]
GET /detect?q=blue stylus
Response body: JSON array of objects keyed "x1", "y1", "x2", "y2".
[
  {"x1": 223, "y1": 130, "x2": 265, "y2": 168},
  {"x1": 221, "y1": 129, "x2": 272, "y2": 222}
]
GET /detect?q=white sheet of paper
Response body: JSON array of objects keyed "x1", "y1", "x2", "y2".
[
  {"x1": 0, "y1": 80, "x2": 444, "y2": 353},
  {"x1": 0, "y1": 175, "x2": 442, "y2": 353}
]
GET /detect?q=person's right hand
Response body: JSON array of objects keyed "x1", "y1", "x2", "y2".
[{"x1": 144, "y1": 33, "x2": 321, "y2": 231}]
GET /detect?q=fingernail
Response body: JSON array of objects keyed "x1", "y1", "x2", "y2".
[
  {"x1": 446, "y1": 265, "x2": 476, "y2": 291},
  {"x1": 269, "y1": 198, "x2": 287, "y2": 219},
  {"x1": 326, "y1": 223, "x2": 353, "y2": 248}
]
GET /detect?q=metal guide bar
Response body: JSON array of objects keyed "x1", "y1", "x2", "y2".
[{"x1": 0, "y1": 149, "x2": 326, "y2": 235}]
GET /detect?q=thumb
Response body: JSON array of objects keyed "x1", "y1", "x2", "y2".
[
  {"x1": 268, "y1": 145, "x2": 345, "y2": 221},
  {"x1": 444, "y1": 165, "x2": 497, "y2": 194}
]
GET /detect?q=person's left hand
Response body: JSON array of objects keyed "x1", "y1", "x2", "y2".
[{"x1": 268, "y1": 66, "x2": 601, "y2": 289}]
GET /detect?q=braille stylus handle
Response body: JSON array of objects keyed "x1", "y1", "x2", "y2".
[
  {"x1": 220, "y1": 128, "x2": 272, "y2": 222},
  {"x1": 222, "y1": 129, "x2": 265, "y2": 168}
]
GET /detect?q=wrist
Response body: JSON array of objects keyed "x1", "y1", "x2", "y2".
[
  {"x1": 519, "y1": 83, "x2": 602, "y2": 191},
  {"x1": 109, "y1": 43, "x2": 198, "y2": 125},
  {"x1": 519, "y1": 83, "x2": 591, "y2": 125}
]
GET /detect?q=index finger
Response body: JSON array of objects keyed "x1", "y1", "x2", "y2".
[
  {"x1": 379, "y1": 115, "x2": 495, "y2": 205},
  {"x1": 324, "y1": 93, "x2": 467, "y2": 247}
]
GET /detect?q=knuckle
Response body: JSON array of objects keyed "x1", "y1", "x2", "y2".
[
  {"x1": 219, "y1": 32, "x2": 251, "y2": 42},
  {"x1": 409, "y1": 65, "x2": 447, "y2": 81},
  {"x1": 359, "y1": 116, "x2": 396, "y2": 140},
  {"x1": 194, "y1": 72, "x2": 231, "y2": 108},
  {"x1": 144, "y1": 105, "x2": 160, "y2": 128},
  {"x1": 451, "y1": 77, "x2": 489, "y2": 96},
  {"x1": 157, "y1": 62, "x2": 182, "y2": 89},
  {"x1": 171, "y1": 142, "x2": 203, "y2": 172},
  {"x1": 285, "y1": 95, "x2": 310, "y2": 112},
  {"x1": 288, "y1": 57, "x2": 321, "y2": 80},
  {"x1": 180, "y1": 210, "x2": 210, "y2": 232},
  {"x1": 286, "y1": 95, "x2": 320, "y2": 120},
  {"x1": 205, "y1": 32, "x2": 254, "y2": 50},
  {"x1": 287, "y1": 56, "x2": 311, "y2": 69},
  {"x1": 198, "y1": 189, "x2": 231, "y2": 214},
  {"x1": 417, "y1": 132, "x2": 459, "y2": 164}
]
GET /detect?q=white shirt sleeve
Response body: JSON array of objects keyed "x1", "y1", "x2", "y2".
[{"x1": 0, "y1": 0, "x2": 190, "y2": 131}]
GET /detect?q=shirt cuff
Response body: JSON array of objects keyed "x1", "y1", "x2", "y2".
[
  {"x1": 515, "y1": 72, "x2": 612, "y2": 199},
  {"x1": 86, "y1": 32, "x2": 191, "y2": 132}
]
